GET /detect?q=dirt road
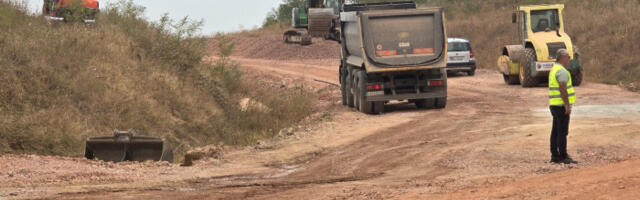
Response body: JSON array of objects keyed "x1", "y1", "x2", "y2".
[{"x1": 2, "y1": 57, "x2": 640, "y2": 200}]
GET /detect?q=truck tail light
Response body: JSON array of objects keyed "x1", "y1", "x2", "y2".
[
  {"x1": 428, "y1": 80, "x2": 444, "y2": 86},
  {"x1": 367, "y1": 83, "x2": 383, "y2": 91},
  {"x1": 376, "y1": 50, "x2": 397, "y2": 57},
  {"x1": 413, "y1": 48, "x2": 435, "y2": 54}
]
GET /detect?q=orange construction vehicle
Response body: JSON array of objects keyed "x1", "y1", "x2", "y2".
[{"x1": 43, "y1": 0, "x2": 99, "y2": 23}]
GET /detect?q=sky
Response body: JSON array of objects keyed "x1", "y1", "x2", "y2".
[{"x1": 22, "y1": 0, "x2": 282, "y2": 35}]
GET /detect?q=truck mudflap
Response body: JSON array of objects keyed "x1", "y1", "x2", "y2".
[{"x1": 366, "y1": 88, "x2": 446, "y2": 102}]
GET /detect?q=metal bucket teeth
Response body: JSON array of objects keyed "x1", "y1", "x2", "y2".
[
  {"x1": 307, "y1": 8, "x2": 336, "y2": 38},
  {"x1": 84, "y1": 130, "x2": 172, "y2": 163}
]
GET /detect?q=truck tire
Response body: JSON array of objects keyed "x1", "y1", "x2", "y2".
[
  {"x1": 435, "y1": 97, "x2": 447, "y2": 108},
  {"x1": 357, "y1": 70, "x2": 376, "y2": 114},
  {"x1": 354, "y1": 72, "x2": 360, "y2": 110},
  {"x1": 346, "y1": 70, "x2": 355, "y2": 108},
  {"x1": 572, "y1": 69, "x2": 583, "y2": 86},
  {"x1": 520, "y1": 48, "x2": 538, "y2": 88},
  {"x1": 373, "y1": 101, "x2": 384, "y2": 114},
  {"x1": 340, "y1": 67, "x2": 347, "y2": 106},
  {"x1": 415, "y1": 99, "x2": 434, "y2": 109}
]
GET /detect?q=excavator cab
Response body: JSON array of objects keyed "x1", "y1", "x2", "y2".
[
  {"x1": 84, "y1": 129, "x2": 173, "y2": 163},
  {"x1": 284, "y1": 0, "x2": 342, "y2": 45},
  {"x1": 43, "y1": 0, "x2": 99, "y2": 23}
]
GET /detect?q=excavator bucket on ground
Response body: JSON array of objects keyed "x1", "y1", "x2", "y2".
[{"x1": 84, "y1": 130, "x2": 173, "y2": 163}]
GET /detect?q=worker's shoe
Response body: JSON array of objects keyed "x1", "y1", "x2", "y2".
[
  {"x1": 561, "y1": 157, "x2": 578, "y2": 164},
  {"x1": 549, "y1": 156, "x2": 563, "y2": 164}
]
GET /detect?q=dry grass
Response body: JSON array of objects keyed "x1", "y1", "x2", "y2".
[
  {"x1": 430, "y1": 0, "x2": 640, "y2": 86},
  {"x1": 0, "y1": 1, "x2": 315, "y2": 159}
]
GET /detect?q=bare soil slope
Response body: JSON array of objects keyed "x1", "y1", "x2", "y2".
[{"x1": 209, "y1": 33, "x2": 340, "y2": 60}]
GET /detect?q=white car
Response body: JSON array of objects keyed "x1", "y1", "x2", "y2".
[{"x1": 447, "y1": 38, "x2": 476, "y2": 76}]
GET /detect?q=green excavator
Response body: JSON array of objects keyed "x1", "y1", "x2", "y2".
[{"x1": 283, "y1": 0, "x2": 342, "y2": 45}]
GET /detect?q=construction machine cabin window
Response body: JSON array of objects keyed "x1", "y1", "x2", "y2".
[{"x1": 531, "y1": 9, "x2": 559, "y2": 33}]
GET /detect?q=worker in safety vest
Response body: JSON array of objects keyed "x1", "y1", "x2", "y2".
[{"x1": 549, "y1": 49, "x2": 577, "y2": 164}]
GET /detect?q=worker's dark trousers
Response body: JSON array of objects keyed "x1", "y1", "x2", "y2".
[{"x1": 550, "y1": 106, "x2": 570, "y2": 158}]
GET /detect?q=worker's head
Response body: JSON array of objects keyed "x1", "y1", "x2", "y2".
[
  {"x1": 556, "y1": 49, "x2": 570, "y2": 67},
  {"x1": 537, "y1": 19, "x2": 549, "y2": 32}
]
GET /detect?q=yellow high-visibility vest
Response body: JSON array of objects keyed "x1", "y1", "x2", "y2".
[{"x1": 549, "y1": 64, "x2": 576, "y2": 106}]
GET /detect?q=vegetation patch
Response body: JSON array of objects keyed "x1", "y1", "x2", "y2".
[{"x1": 0, "y1": 0, "x2": 315, "y2": 159}]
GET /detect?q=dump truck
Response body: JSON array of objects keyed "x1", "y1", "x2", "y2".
[
  {"x1": 283, "y1": 0, "x2": 341, "y2": 45},
  {"x1": 338, "y1": 1, "x2": 448, "y2": 114},
  {"x1": 84, "y1": 130, "x2": 173, "y2": 163},
  {"x1": 498, "y1": 4, "x2": 582, "y2": 87},
  {"x1": 42, "y1": 0, "x2": 99, "y2": 23}
]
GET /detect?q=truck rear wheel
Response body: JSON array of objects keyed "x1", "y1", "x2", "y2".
[
  {"x1": 357, "y1": 70, "x2": 376, "y2": 114},
  {"x1": 346, "y1": 70, "x2": 355, "y2": 108},
  {"x1": 435, "y1": 97, "x2": 447, "y2": 108},
  {"x1": 340, "y1": 67, "x2": 347, "y2": 106},
  {"x1": 415, "y1": 99, "x2": 434, "y2": 109},
  {"x1": 520, "y1": 48, "x2": 538, "y2": 88}
]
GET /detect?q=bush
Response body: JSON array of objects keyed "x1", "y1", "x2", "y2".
[{"x1": 0, "y1": 0, "x2": 315, "y2": 159}]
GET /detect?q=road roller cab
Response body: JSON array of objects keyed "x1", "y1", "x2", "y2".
[{"x1": 498, "y1": 4, "x2": 582, "y2": 87}]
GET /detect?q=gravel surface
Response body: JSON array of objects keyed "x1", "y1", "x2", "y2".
[{"x1": 0, "y1": 154, "x2": 175, "y2": 188}]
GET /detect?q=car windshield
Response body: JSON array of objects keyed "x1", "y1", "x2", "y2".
[
  {"x1": 448, "y1": 42, "x2": 470, "y2": 52},
  {"x1": 531, "y1": 9, "x2": 559, "y2": 33}
]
